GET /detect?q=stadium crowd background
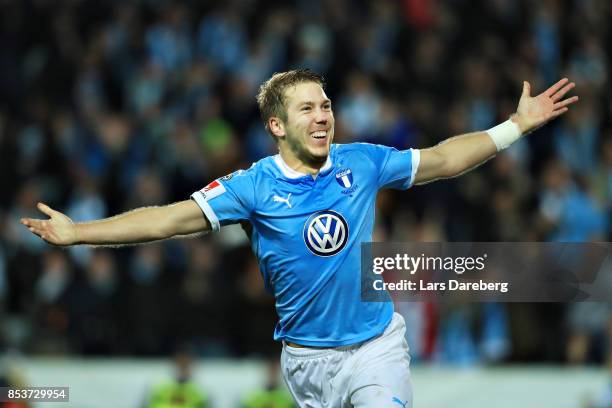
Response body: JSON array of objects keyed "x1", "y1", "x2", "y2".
[{"x1": 0, "y1": 0, "x2": 610, "y2": 372}]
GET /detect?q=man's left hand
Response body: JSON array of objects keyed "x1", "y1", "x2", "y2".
[{"x1": 511, "y1": 78, "x2": 579, "y2": 134}]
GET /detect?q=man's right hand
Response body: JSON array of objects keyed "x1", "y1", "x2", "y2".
[
  {"x1": 20, "y1": 199, "x2": 210, "y2": 247},
  {"x1": 21, "y1": 203, "x2": 79, "y2": 246}
]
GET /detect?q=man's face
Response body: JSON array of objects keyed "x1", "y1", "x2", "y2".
[{"x1": 280, "y1": 81, "x2": 335, "y2": 164}]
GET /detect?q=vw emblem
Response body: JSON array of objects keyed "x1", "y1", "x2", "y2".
[{"x1": 303, "y1": 210, "x2": 349, "y2": 257}]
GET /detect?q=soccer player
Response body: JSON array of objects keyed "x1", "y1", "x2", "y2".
[{"x1": 21, "y1": 70, "x2": 578, "y2": 407}]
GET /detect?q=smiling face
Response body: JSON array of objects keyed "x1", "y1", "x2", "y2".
[{"x1": 272, "y1": 81, "x2": 335, "y2": 171}]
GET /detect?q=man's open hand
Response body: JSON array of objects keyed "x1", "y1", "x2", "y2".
[
  {"x1": 20, "y1": 203, "x2": 78, "y2": 246},
  {"x1": 512, "y1": 78, "x2": 579, "y2": 134}
]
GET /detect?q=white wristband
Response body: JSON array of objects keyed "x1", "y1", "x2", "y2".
[{"x1": 487, "y1": 119, "x2": 522, "y2": 151}]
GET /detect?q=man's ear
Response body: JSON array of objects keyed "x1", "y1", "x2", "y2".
[{"x1": 269, "y1": 117, "x2": 285, "y2": 138}]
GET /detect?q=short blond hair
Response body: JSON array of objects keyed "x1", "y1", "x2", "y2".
[{"x1": 256, "y1": 69, "x2": 325, "y2": 136}]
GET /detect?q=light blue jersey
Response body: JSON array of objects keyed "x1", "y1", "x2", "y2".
[{"x1": 191, "y1": 143, "x2": 420, "y2": 347}]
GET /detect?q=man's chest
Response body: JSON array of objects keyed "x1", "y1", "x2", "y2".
[
  {"x1": 253, "y1": 166, "x2": 377, "y2": 256},
  {"x1": 260, "y1": 165, "x2": 374, "y2": 215}
]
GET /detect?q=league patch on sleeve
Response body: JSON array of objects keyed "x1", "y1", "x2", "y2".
[
  {"x1": 200, "y1": 180, "x2": 226, "y2": 200},
  {"x1": 220, "y1": 169, "x2": 245, "y2": 181}
]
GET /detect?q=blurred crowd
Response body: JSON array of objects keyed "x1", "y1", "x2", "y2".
[{"x1": 0, "y1": 0, "x2": 610, "y2": 369}]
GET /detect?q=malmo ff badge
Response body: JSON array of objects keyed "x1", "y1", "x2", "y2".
[{"x1": 335, "y1": 168, "x2": 358, "y2": 196}]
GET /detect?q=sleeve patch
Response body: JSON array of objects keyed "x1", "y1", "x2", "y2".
[{"x1": 200, "y1": 180, "x2": 227, "y2": 200}]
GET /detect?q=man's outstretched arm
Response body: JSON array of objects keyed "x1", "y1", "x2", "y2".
[
  {"x1": 414, "y1": 78, "x2": 579, "y2": 184},
  {"x1": 20, "y1": 200, "x2": 210, "y2": 246}
]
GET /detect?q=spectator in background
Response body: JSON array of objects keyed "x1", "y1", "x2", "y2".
[
  {"x1": 197, "y1": 7, "x2": 247, "y2": 75},
  {"x1": 554, "y1": 101, "x2": 599, "y2": 175},
  {"x1": 229, "y1": 250, "x2": 277, "y2": 358},
  {"x1": 566, "y1": 302, "x2": 611, "y2": 365},
  {"x1": 590, "y1": 136, "x2": 612, "y2": 240},
  {"x1": 68, "y1": 250, "x2": 121, "y2": 355},
  {"x1": 145, "y1": 349, "x2": 209, "y2": 408},
  {"x1": 241, "y1": 357, "x2": 295, "y2": 408},
  {"x1": 0, "y1": 354, "x2": 30, "y2": 408},
  {"x1": 337, "y1": 71, "x2": 383, "y2": 141},
  {"x1": 538, "y1": 159, "x2": 607, "y2": 242},
  {"x1": 31, "y1": 251, "x2": 72, "y2": 354},
  {"x1": 126, "y1": 245, "x2": 172, "y2": 355},
  {"x1": 145, "y1": 4, "x2": 192, "y2": 76},
  {"x1": 176, "y1": 239, "x2": 231, "y2": 357}
]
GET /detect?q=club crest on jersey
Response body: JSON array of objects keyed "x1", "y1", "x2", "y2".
[
  {"x1": 335, "y1": 168, "x2": 353, "y2": 188},
  {"x1": 335, "y1": 168, "x2": 358, "y2": 195},
  {"x1": 303, "y1": 210, "x2": 349, "y2": 257}
]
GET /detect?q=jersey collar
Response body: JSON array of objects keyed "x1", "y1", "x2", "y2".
[{"x1": 273, "y1": 152, "x2": 333, "y2": 179}]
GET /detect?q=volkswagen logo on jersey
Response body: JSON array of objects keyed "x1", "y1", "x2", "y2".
[
  {"x1": 303, "y1": 210, "x2": 349, "y2": 257},
  {"x1": 335, "y1": 168, "x2": 353, "y2": 188}
]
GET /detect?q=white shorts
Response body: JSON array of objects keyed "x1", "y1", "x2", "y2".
[{"x1": 281, "y1": 313, "x2": 412, "y2": 408}]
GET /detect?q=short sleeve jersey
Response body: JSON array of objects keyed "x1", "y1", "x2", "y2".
[{"x1": 191, "y1": 143, "x2": 420, "y2": 347}]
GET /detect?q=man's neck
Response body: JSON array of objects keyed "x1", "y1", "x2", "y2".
[{"x1": 278, "y1": 149, "x2": 328, "y2": 176}]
